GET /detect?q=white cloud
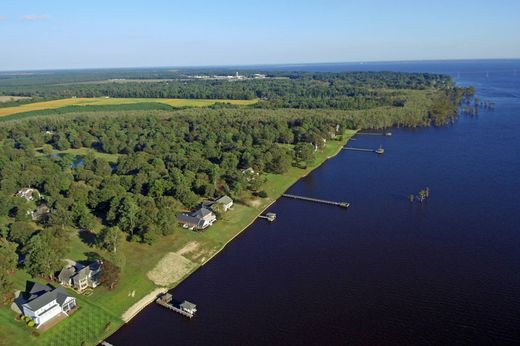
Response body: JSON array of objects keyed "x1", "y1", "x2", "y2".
[
  {"x1": 0, "y1": 16, "x2": 7, "y2": 21},
  {"x1": 20, "y1": 15, "x2": 48, "y2": 22}
]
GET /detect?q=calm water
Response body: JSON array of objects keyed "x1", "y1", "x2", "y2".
[{"x1": 109, "y1": 60, "x2": 520, "y2": 345}]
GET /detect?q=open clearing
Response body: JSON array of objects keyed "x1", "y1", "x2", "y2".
[
  {"x1": 0, "y1": 97, "x2": 258, "y2": 117},
  {"x1": 0, "y1": 96, "x2": 31, "y2": 103},
  {"x1": 147, "y1": 252, "x2": 197, "y2": 287}
]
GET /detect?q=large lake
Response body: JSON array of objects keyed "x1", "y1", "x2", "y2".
[{"x1": 108, "y1": 60, "x2": 520, "y2": 345}]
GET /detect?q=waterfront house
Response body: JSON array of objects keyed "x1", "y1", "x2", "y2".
[
  {"x1": 20, "y1": 282, "x2": 76, "y2": 328},
  {"x1": 58, "y1": 261, "x2": 102, "y2": 292},
  {"x1": 177, "y1": 207, "x2": 216, "y2": 230}
]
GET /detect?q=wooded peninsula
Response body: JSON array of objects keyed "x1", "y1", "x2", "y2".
[{"x1": 0, "y1": 69, "x2": 473, "y2": 345}]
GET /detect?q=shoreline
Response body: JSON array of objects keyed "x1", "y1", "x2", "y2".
[{"x1": 113, "y1": 130, "x2": 356, "y2": 329}]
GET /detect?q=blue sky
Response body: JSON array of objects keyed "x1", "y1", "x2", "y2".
[{"x1": 0, "y1": 0, "x2": 519, "y2": 70}]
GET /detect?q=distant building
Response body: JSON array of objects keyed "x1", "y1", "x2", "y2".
[
  {"x1": 177, "y1": 207, "x2": 216, "y2": 230},
  {"x1": 16, "y1": 188, "x2": 41, "y2": 201},
  {"x1": 58, "y1": 261, "x2": 102, "y2": 292},
  {"x1": 20, "y1": 282, "x2": 76, "y2": 328}
]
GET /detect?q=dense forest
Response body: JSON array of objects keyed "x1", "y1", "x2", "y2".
[
  {"x1": 1, "y1": 71, "x2": 458, "y2": 110},
  {"x1": 0, "y1": 70, "x2": 473, "y2": 296}
]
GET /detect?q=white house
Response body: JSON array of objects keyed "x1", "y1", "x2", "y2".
[{"x1": 21, "y1": 283, "x2": 76, "y2": 328}]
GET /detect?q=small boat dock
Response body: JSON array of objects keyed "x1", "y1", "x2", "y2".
[
  {"x1": 156, "y1": 293, "x2": 197, "y2": 319},
  {"x1": 282, "y1": 194, "x2": 350, "y2": 208},
  {"x1": 258, "y1": 212, "x2": 277, "y2": 222}
]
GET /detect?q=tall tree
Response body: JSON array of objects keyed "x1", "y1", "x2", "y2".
[
  {"x1": 23, "y1": 231, "x2": 68, "y2": 279},
  {"x1": 97, "y1": 226, "x2": 124, "y2": 253}
]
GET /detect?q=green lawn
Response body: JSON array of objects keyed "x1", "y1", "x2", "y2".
[
  {"x1": 0, "y1": 129, "x2": 356, "y2": 345},
  {"x1": 37, "y1": 295, "x2": 121, "y2": 346}
]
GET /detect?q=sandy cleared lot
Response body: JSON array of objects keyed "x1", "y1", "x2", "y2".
[{"x1": 147, "y1": 251, "x2": 197, "y2": 287}]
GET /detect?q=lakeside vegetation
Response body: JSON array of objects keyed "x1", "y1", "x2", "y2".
[{"x1": 0, "y1": 70, "x2": 471, "y2": 345}]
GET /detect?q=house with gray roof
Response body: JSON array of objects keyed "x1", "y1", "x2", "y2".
[
  {"x1": 213, "y1": 195, "x2": 233, "y2": 211},
  {"x1": 58, "y1": 261, "x2": 102, "y2": 292},
  {"x1": 21, "y1": 282, "x2": 76, "y2": 327},
  {"x1": 177, "y1": 207, "x2": 216, "y2": 230}
]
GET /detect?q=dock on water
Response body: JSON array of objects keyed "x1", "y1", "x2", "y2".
[
  {"x1": 156, "y1": 293, "x2": 197, "y2": 319},
  {"x1": 258, "y1": 212, "x2": 277, "y2": 222},
  {"x1": 343, "y1": 146, "x2": 385, "y2": 155},
  {"x1": 357, "y1": 132, "x2": 392, "y2": 136},
  {"x1": 282, "y1": 194, "x2": 350, "y2": 208}
]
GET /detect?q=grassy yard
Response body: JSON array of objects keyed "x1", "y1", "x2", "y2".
[
  {"x1": 0, "y1": 130, "x2": 356, "y2": 345},
  {"x1": 0, "y1": 97, "x2": 258, "y2": 118}
]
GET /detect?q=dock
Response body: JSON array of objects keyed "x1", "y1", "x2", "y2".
[
  {"x1": 357, "y1": 132, "x2": 392, "y2": 136},
  {"x1": 156, "y1": 293, "x2": 196, "y2": 319},
  {"x1": 282, "y1": 194, "x2": 349, "y2": 208},
  {"x1": 343, "y1": 146, "x2": 385, "y2": 155},
  {"x1": 258, "y1": 212, "x2": 277, "y2": 222}
]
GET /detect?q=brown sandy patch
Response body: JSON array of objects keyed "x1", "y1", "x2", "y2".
[
  {"x1": 176, "y1": 241, "x2": 200, "y2": 256},
  {"x1": 146, "y1": 252, "x2": 197, "y2": 287}
]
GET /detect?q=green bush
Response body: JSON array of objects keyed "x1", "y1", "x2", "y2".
[
  {"x1": 27, "y1": 320, "x2": 35, "y2": 327},
  {"x1": 258, "y1": 190, "x2": 268, "y2": 198}
]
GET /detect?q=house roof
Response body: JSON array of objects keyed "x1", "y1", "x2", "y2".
[
  {"x1": 73, "y1": 266, "x2": 91, "y2": 282},
  {"x1": 180, "y1": 301, "x2": 197, "y2": 310},
  {"x1": 58, "y1": 267, "x2": 75, "y2": 283},
  {"x1": 23, "y1": 286, "x2": 71, "y2": 312},
  {"x1": 215, "y1": 195, "x2": 233, "y2": 205},
  {"x1": 177, "y1": 214, "x2": 199, "y2": 226},
  {"x1": 191, "y1": 207, "x2": 214, "y2": 219},
  {"x1": 25, "y1": 282, "x2": 52, "y2": 300}
]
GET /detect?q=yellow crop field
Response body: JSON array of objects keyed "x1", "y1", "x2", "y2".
[{"x1": 0, "y1": 97, "x2": 257, "y2": 117}]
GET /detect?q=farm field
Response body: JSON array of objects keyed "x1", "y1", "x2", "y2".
[{"x1": 0, "y1": 97, "x2": 258, "y2": 118}]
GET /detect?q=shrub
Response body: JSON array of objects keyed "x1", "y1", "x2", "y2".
[
  {"x1": 27, "y1": 320, "x2": 35, "y2": 327},
  {"x1": 258, "y1": 190, "x2": 268, "y2": 198}
]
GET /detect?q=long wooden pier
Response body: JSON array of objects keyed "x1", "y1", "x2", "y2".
[
  {"x1": 357, "y1": 132, "x2": 392, "y2": 136},
  {"x1": 343, "y1": 147, "x2": 385, "y2": 154},
  {"x1": 282, "y1": 194, "x2": 349, "y2": 208}
]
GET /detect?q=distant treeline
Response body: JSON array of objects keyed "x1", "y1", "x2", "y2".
[{"x1": 0, "y1": 71, "x2": 460, "y2": 110}]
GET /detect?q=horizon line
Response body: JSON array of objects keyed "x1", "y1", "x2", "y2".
[{"x1": 1, "y1": 57, "x2": 519, "y2": 73}]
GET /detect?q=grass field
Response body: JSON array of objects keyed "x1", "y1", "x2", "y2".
[
  {"x1": 0, "y1": 97, "x2": 258, "y2": 118},
  {"x1": 0, "y1": 130, "x2": 356, "y2": 345}
]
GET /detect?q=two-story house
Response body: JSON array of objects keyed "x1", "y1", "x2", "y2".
[
  {"x1": 21, "y1": 282, "x2": 76, "y2": 328},
  {"x1": 58, "y1": 261, "x2": 102, "y2": 292}
]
